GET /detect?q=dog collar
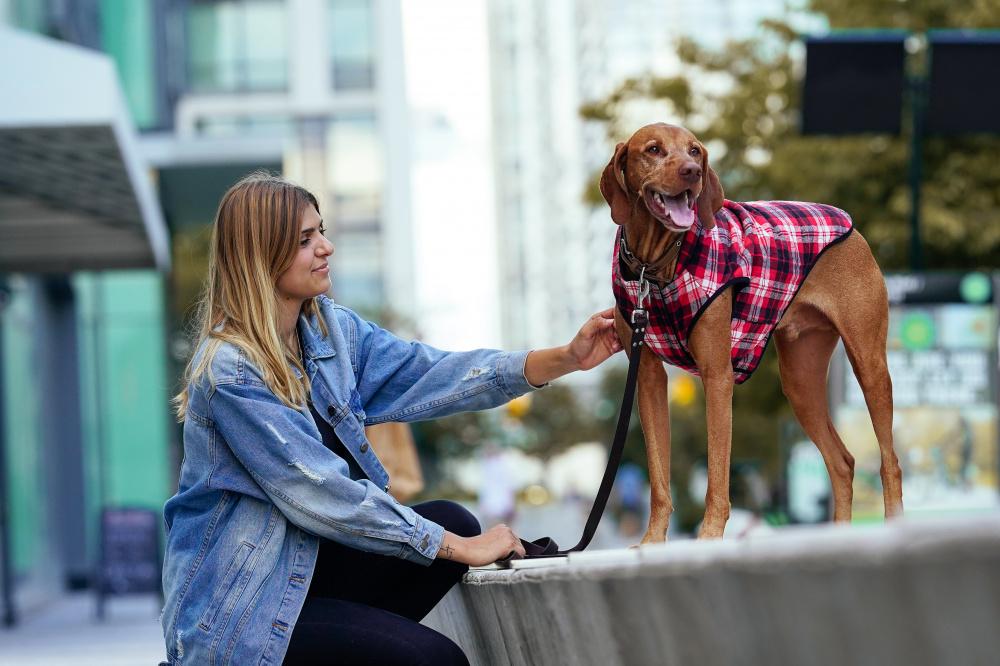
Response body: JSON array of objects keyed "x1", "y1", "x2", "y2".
[{"x1": 617, "y1": 228, "x2": 682, "y2": 289}]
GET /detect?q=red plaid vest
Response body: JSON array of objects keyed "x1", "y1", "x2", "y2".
[{"x1": 612, "y1": 200, "x2": 854, "y2": 384}]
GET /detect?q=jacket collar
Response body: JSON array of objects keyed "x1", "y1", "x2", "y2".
[{"x1": 298, "y1": 308, "x2": 337, "y2": 360}]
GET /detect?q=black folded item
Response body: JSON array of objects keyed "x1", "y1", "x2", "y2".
[{"x1": 496, "y1": 537, "x2": 562, "y2": 567}]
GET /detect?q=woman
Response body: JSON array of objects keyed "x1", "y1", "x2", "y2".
[{"x1": 161, "y1": 173, "x2": 622, "y2": 665}]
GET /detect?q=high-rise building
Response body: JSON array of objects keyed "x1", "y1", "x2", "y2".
[{"x1": 487, "y1": 0, "x2": 807, "y2": 352}]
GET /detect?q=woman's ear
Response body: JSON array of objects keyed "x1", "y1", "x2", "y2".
[
  {"x1": 600, "y1": 142, "x2": 631, "y2": 225},
  {"x1": 696, "y1": 145, "x2": 724, "y2": 230}
]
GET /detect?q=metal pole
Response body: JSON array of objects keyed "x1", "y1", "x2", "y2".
[
  {"x1": 92, "y1": 275, "x2": 108, "y2": 620},
  {"x1": 0, "y1": 277, "x2": 16, "y2": 627},
  {"x1": 908, "y1": 74, "x2": 926, "y2": 271}
]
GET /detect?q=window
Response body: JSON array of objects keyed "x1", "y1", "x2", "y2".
[
  {"x1": 329, "y1": 0, "x2": 375, "y2": 90},
  {"x1": 186, "y1": 0, "x2": 288, "y2": 92},
  {"x1": 327, "y1": 113, "x2": 382, "y2": 225}
]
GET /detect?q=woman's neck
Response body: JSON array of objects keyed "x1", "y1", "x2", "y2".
[{"x1": 277, "y1": 295, "x2": 304, "y2": 350}]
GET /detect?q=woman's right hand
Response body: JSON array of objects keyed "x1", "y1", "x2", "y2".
[{"x1": 437, "y1": 524, "x2": 526, "y2": 566}]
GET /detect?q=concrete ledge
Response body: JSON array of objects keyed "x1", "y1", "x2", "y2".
[{"x1": 424, "y1": 515, "x2": 1000, "y2": 666}]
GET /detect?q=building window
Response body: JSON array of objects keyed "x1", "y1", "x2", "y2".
[
  {"x1": 327, "y1": 113, "x2": 382, "y2": 226},
  {"x1": 329, "y1": 0, "x2": 375, "y2": 90},
  {"x1": 186, "y1": 0, "x2": 288, "y2": 93}
]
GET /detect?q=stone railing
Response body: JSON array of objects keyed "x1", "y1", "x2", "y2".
[{"x1": 424, "y1": 515, "x2": 1000, "y2": 666}]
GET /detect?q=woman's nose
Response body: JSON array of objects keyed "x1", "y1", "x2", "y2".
[{"x1": 319, "y1": 236, "x2": 335, "y2": 256}]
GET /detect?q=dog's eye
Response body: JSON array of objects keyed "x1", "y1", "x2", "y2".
[
  {"x1": 646, "y1": 145, "x2": 660, "y2": 155},
  {"x1": 689, "y1": 146, "x2": 701, "y2": 157}
]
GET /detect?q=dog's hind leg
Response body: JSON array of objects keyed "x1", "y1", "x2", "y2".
[
  {"x1": 840, "y1": 287, "x2": 903, "y2": 519},
  {"x1": 775, "y1": 326, "x2": 856, "y2": 521}
]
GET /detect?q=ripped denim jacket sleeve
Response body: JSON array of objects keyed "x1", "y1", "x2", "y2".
[
  {"x1": 344, "y1": 308, "x2": 539, "y2": 425},
  {"x1": 208, "y1": 374, "x2": 443, "y2": 565}
]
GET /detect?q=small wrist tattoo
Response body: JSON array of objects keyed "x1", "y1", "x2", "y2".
[{"x1": 441, "y1": 545, "x2": 454, "y2": 559}]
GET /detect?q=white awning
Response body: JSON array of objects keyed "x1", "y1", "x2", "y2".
[{"x1": 0, "y1": 27, "x2": 170, "y2": 273}]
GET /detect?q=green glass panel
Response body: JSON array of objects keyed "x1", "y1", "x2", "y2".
[
  {"x1": 74, "y1": 272, "x2": 171, "y2": 515},
  {"x1": 187, "y1": 0, "x2": 287, "y2": 92},
  {"x1": 99, "y1": 0, "x2": 157, "y2": 128},
  {"x1": 1, "y1": 281, "x2": 47, "y2": 575}
]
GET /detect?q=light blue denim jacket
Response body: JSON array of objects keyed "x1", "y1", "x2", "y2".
[{"x1": 161, "y1": 296, "x2": 538, "y2": 665}]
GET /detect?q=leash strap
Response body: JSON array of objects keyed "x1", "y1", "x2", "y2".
[{"x1": 501, "y1": 303, "x2": 648, "y2": 563}]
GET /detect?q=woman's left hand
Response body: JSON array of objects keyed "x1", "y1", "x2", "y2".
[{"x1": 566, "y1": 306, "x2": 623, "y2": 371}]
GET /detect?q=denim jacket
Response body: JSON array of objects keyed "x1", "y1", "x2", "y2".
[{"x1": 161, "y1": 296, "x2": 538, "y2": 665}]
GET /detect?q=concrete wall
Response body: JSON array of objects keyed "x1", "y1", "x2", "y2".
[{"x1": 424, "y1": 515, "x2": 1000, "y2": 666}]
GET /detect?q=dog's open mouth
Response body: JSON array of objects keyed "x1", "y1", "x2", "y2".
[{"x1": 643, "y1": 188, "x2": 696, "y2": 230}]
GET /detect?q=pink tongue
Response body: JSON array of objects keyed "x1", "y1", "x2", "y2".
[{"x1": 663, "y1": 196, "x2": 694, "y2": 228}]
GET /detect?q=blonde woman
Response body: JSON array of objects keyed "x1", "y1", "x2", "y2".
[{"x1": 161, "y1": 173, "x2": 622, "y2": 665}]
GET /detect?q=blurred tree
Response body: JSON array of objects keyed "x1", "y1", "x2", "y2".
[{"x1": 581, "y1": 0, "x2": 1000, "y2": 530}]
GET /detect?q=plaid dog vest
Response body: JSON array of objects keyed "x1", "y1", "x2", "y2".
[{"x1": 612, "y1": 200, "x2": 854, "y2": 384}]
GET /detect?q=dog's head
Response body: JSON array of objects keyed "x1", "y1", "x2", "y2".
[{"x1": 600, "y1": 123, "x2": 724, "y2": 231}]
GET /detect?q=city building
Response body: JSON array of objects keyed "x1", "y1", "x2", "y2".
[
  {"x1": 0, "y1": 0, "x2": 412, "y2": 624},
  {"x1": 486, "y1": 0, "x2": 808, "y2": 352}
]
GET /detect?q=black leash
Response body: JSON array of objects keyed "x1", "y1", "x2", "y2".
[{"x1": 499, "y1": 274, "x2": 650, "y2": 564}]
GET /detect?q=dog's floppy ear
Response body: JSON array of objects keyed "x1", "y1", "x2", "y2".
[
  {"x1": 600, "y1": 142, "x2": 631, "y2": 225},
  {"x1": 696, "y1": 145, "x2": 724, "y2": 230}
]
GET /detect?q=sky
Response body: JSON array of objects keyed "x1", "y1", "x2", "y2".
[{"x1": 400, "y1": 0, "x2": 503, "y2": 350}]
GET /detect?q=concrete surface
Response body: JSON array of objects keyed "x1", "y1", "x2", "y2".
[
  {"x1": 424, "y1": 514, "x2": 1000, "y2": 666},
  {"x1": 0, "y1": 593, "x2": 165, "y2": 665}
]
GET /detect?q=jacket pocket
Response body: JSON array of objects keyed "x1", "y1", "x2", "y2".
[{"x1": 197, "y1": 540, "x2": 255, "y2": 632}]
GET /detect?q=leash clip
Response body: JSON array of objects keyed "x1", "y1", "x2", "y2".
[{"x1": 632, "y1": 266, "x2": 650, "y2": 325}]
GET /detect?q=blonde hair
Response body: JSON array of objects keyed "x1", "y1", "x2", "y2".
[{"x1": 173, "y1": 172, "x2": 328, "y2": 421}]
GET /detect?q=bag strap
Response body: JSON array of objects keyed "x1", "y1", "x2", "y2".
[{"x1": 501, "y1": 303, "x2": 649, "y2": 563}]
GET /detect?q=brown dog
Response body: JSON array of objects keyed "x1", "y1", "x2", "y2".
[{"x1": 601, "y1": 123, "x2": 903, "y2": 541}]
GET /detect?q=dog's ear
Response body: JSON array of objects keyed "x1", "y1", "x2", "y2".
[
  {"x1": 696, "y1": 145, "x2": 724, "y2": 230},
  {"x1": 600, "y1": 142, "x2": 631, "y2": 225}
]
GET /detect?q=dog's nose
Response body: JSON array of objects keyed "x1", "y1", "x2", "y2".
[{"x1": 679, "y1": 162, "x2": 702, "y2": 182}]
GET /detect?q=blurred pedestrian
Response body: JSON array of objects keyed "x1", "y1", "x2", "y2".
[
  {"x1": 160, "y1": 173, "x2": 623, "y2": 665},
  {"x1": 478, "y1": 443, "x2": 517, "y2": 527},
  {"x1": 613, "y1": 462, "x2": 645, "y2": 539}
]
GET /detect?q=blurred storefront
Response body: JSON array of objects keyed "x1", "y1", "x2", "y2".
[
  {"x1": 2, "y1": 0, "x2": 415, "y2": 625},
  {"x1": 0, "y1": 24, "x2": 171, "y2": 623}
]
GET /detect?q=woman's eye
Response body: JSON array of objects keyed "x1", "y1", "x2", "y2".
[
  {"x1": 647, "y1": 145, "x2": 660, "y2": 155},
  {"x1": 300, "y1": 237, "x2": 310, "y2": 246}
]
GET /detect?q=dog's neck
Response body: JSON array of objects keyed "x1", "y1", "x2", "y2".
[{"x1": 621, "y1": 211, "x2": 685, "y2": 285}]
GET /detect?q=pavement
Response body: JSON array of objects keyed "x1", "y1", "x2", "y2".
[{"x1": 0, "y1": 593, "x2": 165, "y2": 665}]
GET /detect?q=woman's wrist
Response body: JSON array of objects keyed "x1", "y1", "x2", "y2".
[
  {"x1": 436, "y1": 532, "x2": 465, "y2": 562},
  {"x1": 523, "y1": 346, "x2": 580, "y2": 387}
]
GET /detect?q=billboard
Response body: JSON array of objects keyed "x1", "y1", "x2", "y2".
[{"x1": 831, "y1": 273, "x2": 999, "y2": 520}]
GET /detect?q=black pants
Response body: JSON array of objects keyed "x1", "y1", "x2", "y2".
[{"x1": 284, "y1": 500, "x2": 480, "y2": 665}]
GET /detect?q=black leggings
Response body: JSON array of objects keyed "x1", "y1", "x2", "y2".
[{"x1": 283, "y1": 500, "x2": 480, "y2": 665}]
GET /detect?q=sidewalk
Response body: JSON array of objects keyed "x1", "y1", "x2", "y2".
[{"x1": 0, "y1": 592, "x2": 165, "y2": 665}]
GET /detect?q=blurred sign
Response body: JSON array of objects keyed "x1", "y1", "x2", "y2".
[
  {"x1": 801, "y1": 34, "x2": 906, "y2": 135},
  {"x1": 97, "y1": 507, "x2": 161, "y2": 618},
  {"x1": 927, "y1": 32, "x2": 1000, "y2": 134},
  {"x1": 833, "y1": 273, "x2": 999, "y2": 520}
]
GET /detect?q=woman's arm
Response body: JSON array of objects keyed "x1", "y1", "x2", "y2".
[
  {"x1": 342, "y1": 305, "x2": 622, "y2": 424},
  {"x1": 523, "y1": 307, "x2": 622, "y2": 386}
]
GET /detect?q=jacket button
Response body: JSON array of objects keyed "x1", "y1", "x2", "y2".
[
  {"x1": 327, "y1": 406, "x2": 336, "y2": 418},
  {"x1": 360, "y1": 442, "x2": 369, "y2": 453}
]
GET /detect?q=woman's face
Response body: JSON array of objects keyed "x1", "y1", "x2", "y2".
[{"x1": 276, "y1": 206, "x2": 334, "y2": 302}]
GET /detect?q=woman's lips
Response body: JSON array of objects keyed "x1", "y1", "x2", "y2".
[{"x1": 312, "y1": 265, "x2": 329, "y2": 274}]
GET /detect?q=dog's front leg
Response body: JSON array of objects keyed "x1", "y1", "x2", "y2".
[
  {"x1": 689, "y1": 292, "x2": 735, "y2": 539},
  {"x1": 615, "y1": 310, "x2": 673, "y2": 543}
]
